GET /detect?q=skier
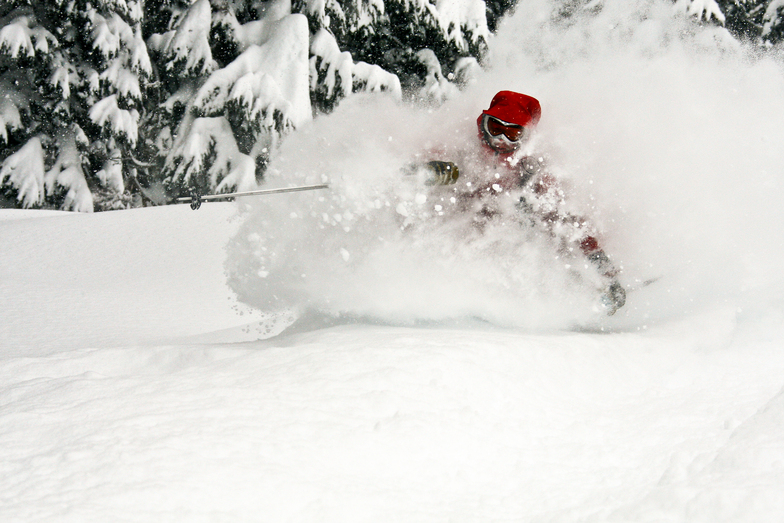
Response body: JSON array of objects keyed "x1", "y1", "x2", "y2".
[{"x1": 414, "y1": 90, "x2": 626, "y2": 314}]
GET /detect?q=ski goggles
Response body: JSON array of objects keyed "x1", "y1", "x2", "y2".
[{"x1": 484, "y1": 115, "x2": 527, "y2": 142}]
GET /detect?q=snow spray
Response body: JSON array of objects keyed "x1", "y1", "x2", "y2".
[{"x1": 226, "y1": 0, "x2": 784, "y2": 330}]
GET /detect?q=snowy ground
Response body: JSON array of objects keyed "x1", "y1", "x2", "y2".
[
  {"x1": 2, "y1": 203, "x2": 784, "y2": 522},
  {"x1": 4, "y1": 1, "x2": 784, "y2": 521}
]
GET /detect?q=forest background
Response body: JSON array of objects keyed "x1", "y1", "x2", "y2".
[{"x1": 1, "y1": 0, "x2": 782, "y2": 212}]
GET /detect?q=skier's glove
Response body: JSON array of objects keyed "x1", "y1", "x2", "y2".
[
  {"x1": 521, "y1": 156, "x2": 545, "y2": 176},
  {"x1": 601, "y1": 280, "x2": 626, "y2": 316},
  {"x1": 423, "y1": 161, "x2": 460, "y2": 185}
]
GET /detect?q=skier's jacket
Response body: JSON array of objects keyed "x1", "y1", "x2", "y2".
[
  {"x1": 484, "y1": 92, "x2": 611, "y2": 270},
  {"x1": 419, "y1": 91, "x2": 624, "y2": 310}
]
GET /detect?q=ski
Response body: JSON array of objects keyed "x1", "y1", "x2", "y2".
[
  {"x1": 177, "y1": 184, "x2": 330, "y2": 210},
  {"x1": 625, "y1": 276, "x2": 661, "y2": 293}
]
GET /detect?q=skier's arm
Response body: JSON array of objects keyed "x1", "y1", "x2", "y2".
[
  {"x1": 579, "y1": 236, "x2": 626, "y2": 315},
  {"x1": 527, "y1": 172, "x2": 626, "y2": 314}
]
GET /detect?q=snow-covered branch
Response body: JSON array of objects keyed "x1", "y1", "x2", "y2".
[
  {"x1": 0, "y1": 82, "x2": 24, "y2": 143},
  {"x1": 310, "y1": 28, "x2": 358, "y2": 104},
  {"x1": 310, "y1": 27, "x2": 400, "y2": 110},
  {"x1": 763, "y1": 0, "x2": 784, "y2": 36},
  {"x1": 165, "y1": 115, "x2": 257, "y2": 193},
  {"x1": 43, "y1": 128, "x2": 94, "y2": 212},
  {"x1": 89, "y1": 94, "x2": 140, "y2": 145},
  {"x1": 95, "y1": 145, "x2": 125, "y2": 194},
  {"x1": 414, "y1": 48, "x2": 458, "y2": 104},
  {"x1": 422, "y1": 0, "x2": 489, "y2": 50},
  {"x1": 352, "y1": 61, "x2": 402, "y2": 97},
  {"x1": 297, "y1": 0, "x2": 350, "y2": 30},
  {"x1": 194, "y1": 14, "x2": 312, "y2": 130},
  {"x1": 49, "y1": 54, "x2": 75, "y2": 100},
  {"x1": 0, "y1": 137, "x2": 46, "y2": 208},
  {"x1": 129, "y1": 27, "x2": 152, "y2": 76},
  {"x1": 151, "y1": 0, "x2": 216, "y2": 77},
  {"x1": 0, "y1": 16, "x2": 57, "y2": 58},
  {"x1": 674, "y1": 0, "x2": 726, "y2": 24},
  {"x1": 90, "y1": 12, "x2": 135, "y2": 59},
  {"x1": 98, "y1": 59, "x2": 142, "y2": 100},
  {"x1": 227, "y1": 71, "x2": 295, "y2": 134}
]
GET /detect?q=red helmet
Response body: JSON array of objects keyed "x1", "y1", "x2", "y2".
[
  {"x1": 481, "y1": 91, "x2": 541, "y2": 127},
  {"x1": 477, "y1": 91, "x2": 541, "y2": 152}
]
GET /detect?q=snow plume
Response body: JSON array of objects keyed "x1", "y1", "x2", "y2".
[
  {"x1": 480, "y1": 0, "x2": 784, "y2": 325},
  {"x1": 227, "y1": 0, "x2": 784, "y2": 330},
  {"x1": 226, "y1": 95, "x2": 599, "y2": 330}
]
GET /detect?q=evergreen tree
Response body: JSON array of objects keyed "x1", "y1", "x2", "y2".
[
  {"x1": 1, "y1": 0, "x2": 510, "y2": 210},
  {"x1": 0, "y1": 0, "x2": 153, "y2": 211},
  {"x1": 673, "y1": 0, "x2": 784, "y2": 44},
  {"x1": 147, "y1": 0, "x2": 391, "y2": 197},
  {"x1": 296, "y1": 0, "x2": 489, "y2": 108},
  {"x1": 145, "y1": 0, "x2": 265, "y2": 197},
  {"x1": 148, "y1": 0, "x2": 491, "y2": 199}
]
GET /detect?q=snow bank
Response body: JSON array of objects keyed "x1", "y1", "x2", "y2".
[
  {"x1": 228, "y1": 0, "x2": 784, "y2": 331},
  {"x1": 0, "y1": 203, "x2": 260, "y2": 355}
]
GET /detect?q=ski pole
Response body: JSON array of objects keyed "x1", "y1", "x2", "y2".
[{"x1": 176, "y1": 183, "x2": 330, "y2": 210}]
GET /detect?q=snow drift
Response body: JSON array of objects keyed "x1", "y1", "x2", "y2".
[{"x1": 227, "y1": 0, "x2": 784, "y2": 331}]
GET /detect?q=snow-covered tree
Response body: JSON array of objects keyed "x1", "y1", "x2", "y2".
[
  {"x1": 0, "y1": 0, "x2": 153, "y2": 211},
  {"x1": 2, "y1": 0, "x2": 511, "y2": 208},
  {"x1": 148, "y1": 0, "x2": 317, "y2": 195},
  {"x1": 309, "y1": 27, "x2": 401, "y2": 113},
  {"x1": 297, "y1": 0, "x2": 489, "y2": 107},
  {"x1": 672, "y1": 0, "x2": 784, "y2": 45},
  {"x1": 566, "y1": 1, "x2": 784, "y2": 45},
  {"x1": 149, "y1": 0, "x2": 490, "y2": 196}
]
